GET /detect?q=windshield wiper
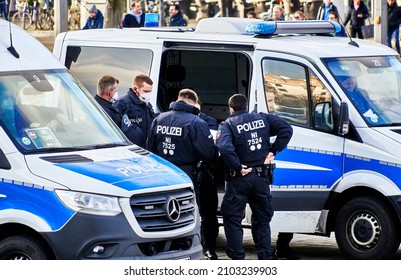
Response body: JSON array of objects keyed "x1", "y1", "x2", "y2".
[
  {"x1": 24, "y1": 147, "x2": 89, "y2": 154},
  {"x1": 88, "y1": 143, "x2": 130, "y2": 149},
  {"x1": 374, "y1": 123, "x2": 401, "y2": 127}
]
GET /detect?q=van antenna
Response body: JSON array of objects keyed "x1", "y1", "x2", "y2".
[
  {"x1": 338, "y1": 13, "x2": 359, "y2": 48},
  {"x1": 7, "y1": 21, "x2": 20, "y2": 58}
]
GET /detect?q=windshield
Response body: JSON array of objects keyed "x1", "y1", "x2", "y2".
[
  {"x1": 0, "y1": 69, "x2": 129, "y2": 153},
  {"x1": 324, "y1": 56, "x2": 401, "y2": 126}
]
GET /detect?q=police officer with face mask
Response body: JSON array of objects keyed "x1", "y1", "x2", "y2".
[
  {"x1": 216, "y1": 93, "x2": 292, "y2": 260},
  {"x1": 95, "y1": 75, "x2": 121, "y2": 125},
  {"x1": 114, "y1": 74, "x2": 156, "y2": 148}
]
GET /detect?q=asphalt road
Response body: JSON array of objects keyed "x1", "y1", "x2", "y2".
[{"x1": 214, "y1": 227, "x2": 401, "y2": 260}]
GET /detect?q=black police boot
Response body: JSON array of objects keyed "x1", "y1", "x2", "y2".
[
  {"x1": 275, "y1": 247, "x2": 301, "y2": 260},
  {"x1": 204, "y1": 250, "x2": 218, "y2": 260}
]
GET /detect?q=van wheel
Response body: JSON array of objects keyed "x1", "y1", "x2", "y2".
[
  {"x1": 0, "y1": 235, "x2": 52, "y2": 260},
  {"x1": 335, "y1": 197, "x2": 400, "y2": 259}
]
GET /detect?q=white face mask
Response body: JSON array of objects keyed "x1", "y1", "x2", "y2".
[
  {"x1": 139, "y1": 92, "x2": 152, "y2": 104},
  {"x1": 112, "y1": 91, "x2": 118, "y2": 101}
]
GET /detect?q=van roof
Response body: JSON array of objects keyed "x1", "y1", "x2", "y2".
[
  {"x1": 56, "y1": 18, "x2": 396, "y2": 59},
  {"x1": 0, "y1": 19, "x2": 64, "y2": 71}
]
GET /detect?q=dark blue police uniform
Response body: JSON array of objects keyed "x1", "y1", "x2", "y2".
[
  {"x1": 114, "y1": 88, "x2": 156, "y2": 148},
  {"x1": 216, "y1": 109, "x2": 292, "y2": 260},
  {"x1": 148, "y1": 100, "x2": 219, "y2": 259},
  {"x1": 95, "y1": 95, "x2": 122, "y2": 127},
  {"x1": 147, "y1": 101, "x2": 217, "y2": 172}
]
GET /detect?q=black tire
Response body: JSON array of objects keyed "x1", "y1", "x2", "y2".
[
  {"x1": 0, "y1": 235, "x2": 52, "y2": 260},
  {"x1": 335, "y1": 196, "x2": 400, "y2": 259}
]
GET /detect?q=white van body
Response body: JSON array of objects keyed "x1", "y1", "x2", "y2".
[
  {"x1": 54, "y1": 18, "x2": 401, "y2": 259},
  {"x1": 0, "y1": 20, "x2": 202, "y2": 260}
]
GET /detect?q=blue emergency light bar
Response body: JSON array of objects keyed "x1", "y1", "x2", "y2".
[{"x1": 245, "y1": 21, "x2": 341, "y2": 36}]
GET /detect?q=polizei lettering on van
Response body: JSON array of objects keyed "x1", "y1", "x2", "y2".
[
  {"x1": 156, "y1": 125, "x2": 182, "y2": 136},
  {"x1": 236, "y1": 120, "x2": 265, "y2": 134}
]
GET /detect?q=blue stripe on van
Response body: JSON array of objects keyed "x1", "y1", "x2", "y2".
[
  {"x1": 274, "y1": 147, "x2": 401, "y2": 191},
  {"x1": 274, "y1": 148, "x2": 342, "y2": 188},
  {"x1": 0, "y1": 178, "x2": 74, "y2": 231}
]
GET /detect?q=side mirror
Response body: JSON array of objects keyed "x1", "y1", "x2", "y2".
[
  {"x1": 314, "y1": 102, "x2": 333, "y2": 132},
  {"x1": 0, "y1": 149, "x2": 11, "y2": 170},
  {"x1": 338, "y1": 101, "x2": 349, "y2": 136}
]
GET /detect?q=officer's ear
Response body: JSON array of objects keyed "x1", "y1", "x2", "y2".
[{"x1": 229, "y1": 107, "x2": 234, "y2": 114}]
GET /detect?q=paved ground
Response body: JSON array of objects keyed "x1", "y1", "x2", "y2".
[{"x1": 214, "y1": 227, "x2": 401, "y2": 260}]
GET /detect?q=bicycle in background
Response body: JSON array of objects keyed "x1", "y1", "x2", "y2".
[
  {"x1": 37, "y1": 0, "x2": 54, "y2": 30},
  {"x1": 11, "y1": 0, "x2": 35, "y2": 30}
]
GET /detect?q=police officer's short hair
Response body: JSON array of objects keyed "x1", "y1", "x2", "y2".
[
  {"x1": 229, "y1": 94, "x2": 247, "y2": 111},
  {"x1": 178, "y1": 88, "x2": 198, "y2": 103},
  {"x1": 97, "y1": 75, "x2": 119, "y2": 96},
  {"x1": 133, "y1": 74, "x2": 153, "y2": 88}
]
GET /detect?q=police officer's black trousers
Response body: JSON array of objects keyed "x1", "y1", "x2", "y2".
[
  {"x1": 221, "y1": 173, "x2": 274, "y2": 260},
  {"x1": 198, "y1": 171, "x2": 219, "y2": 253},
  {"x1": 181, "y1": 166, "x2": 219, "y2": 254}
]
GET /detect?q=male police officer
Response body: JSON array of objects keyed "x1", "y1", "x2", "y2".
[
  {"x1": 216, "y1": 93, "x2": 292, "y2": 260},
  {"x1": 147, "y1": 89, "x2": 219, "y2": 259},
  {"x1": 114, "y1": 74, "x2": 156, "y2": 148}
]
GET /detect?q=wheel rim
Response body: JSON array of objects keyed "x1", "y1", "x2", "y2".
[
  {"x1": 348, "y1": 212, "x2": 381, "y2": 251},
  {"x1": 4, "y1": 251, "x2": 32, "y2": 260}
]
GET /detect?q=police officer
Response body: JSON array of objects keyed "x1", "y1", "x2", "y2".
[
  {"x1": 216, "y1": 93, "x2": 292, "y2": 260},
  {"x1": 95, "y1": 75, "x2": 121, "y2": 125},
  {"x1": 147, "y1": 89, "x2": 219, "y2": 258},
  {"x1": 114, "y1": 74, "x2": 156, "y2": 148}
]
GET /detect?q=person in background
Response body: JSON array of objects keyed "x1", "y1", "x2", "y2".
[
  {"x1": 268, "y1": 5, "x2": 285, "y2": 21},
  {"x1": 316, "y1": 0, "x2": 338, "y2": 20},
  {"x1": 329, "y1": 11, "x2": 347, "y2": 37},
  {"x1": 284, "y1": 0, "x2": 302, "y2": 18},
  {"x1": 247, "y1": 11, "x2": 258, "y2": 19},
  {"x1": 387, "y1": 0, "x2": 401, "y2": 54},
  {"x1": 0, "y1": 0, "x2": 8, "y2": 21},
  {"x1": 292, "y1": 10, "x2": 306, "y2": 20},
  {"x1": 343, "y1": 0, "x2": 369, "y2": 39},
  {"x1": 168, "y1": 4, "x2": 187, "y2": 26},
  {"x1": 122, "y1": 0, "x2": 145, "y2": 28},
  {"x1": 216, "y1": 93, "x2": 293, "y2": 260},
  {"x1": 95, "y1": 75, "x2": 121, "y2": 126},
  {"x1": 82, "y1": 5, "x2": 104, "y2": 29},
  {"x1": 114, "y1": 74, "x2": 155, "y2": 148},
  {"x1": 147, "y1": 89, "x2": 219, "y2": 259}
]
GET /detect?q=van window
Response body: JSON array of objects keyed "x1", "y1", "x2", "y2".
[
  {"x1": 66, "y1": 46, "x2": 153, "y2": 96},
  {"x1": 324, "y1": 56, "x2": 401, "y2": 126},
  {"x1": 262, "y1": 59, "x2": 332, "y2": 130},
  {"x1": 158, "y1": 49, "x2": 251, "y2": 122}
]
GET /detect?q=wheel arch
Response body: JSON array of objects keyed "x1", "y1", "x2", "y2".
[
  {"x1": 325, "y1": 186, "x2": 401, "y2": 234},
  {"x1": 0, "y1": 223, "x2": 56, "y2": 259}
]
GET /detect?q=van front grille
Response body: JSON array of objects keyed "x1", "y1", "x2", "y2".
[{"x1": 130, "y1": 187, "x2": 196, "y2": 232}]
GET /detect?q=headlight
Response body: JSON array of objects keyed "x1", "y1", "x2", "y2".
[{"x1": 55, "y1": 190, "x2": 122, "y2": 216}]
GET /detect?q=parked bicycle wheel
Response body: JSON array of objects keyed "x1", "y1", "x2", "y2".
[
  {"x1": 12, "y1": 12, "x2": 32, "y2": 30},
  {"x1": 38, "y1": 12, "x2": 54, "y2": 30}
]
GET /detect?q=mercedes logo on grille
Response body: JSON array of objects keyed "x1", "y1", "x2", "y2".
[{"x1": 166, "y1": 197, "x2": 181, "y2": 222}]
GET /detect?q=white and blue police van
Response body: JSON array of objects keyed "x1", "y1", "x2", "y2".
[
  {"x1": 0, "y1": 19, "x2": 202, "y2": 260},
  {"x1": 53, "y1": 17, "x2": 401, "y2": 259}
]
